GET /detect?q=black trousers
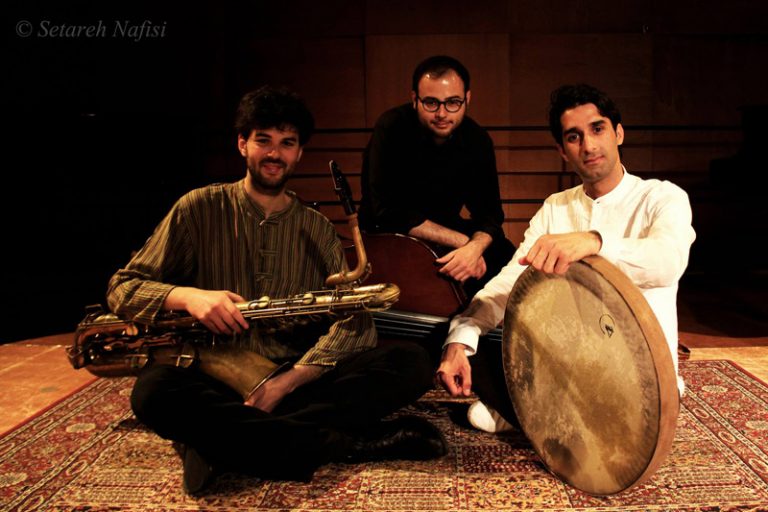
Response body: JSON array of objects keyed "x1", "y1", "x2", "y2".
[
  {"x1": 422, "y1": 325, "x2": 518, "y2": 427},
  {"x1": 469, "y1": 335, "x2": 519, "y2": 427},
  {"x1": 130, "y1": 342, "x2": 433, "y2": 480}
]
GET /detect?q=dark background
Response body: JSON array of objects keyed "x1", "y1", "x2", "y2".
[{"x1": 3, "y1": 0, "x2": 767, "y2": 342}]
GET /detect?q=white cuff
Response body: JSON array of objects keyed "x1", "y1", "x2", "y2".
[{"x1": 444, "y1": 317, "x2": 481, "y2": 356}]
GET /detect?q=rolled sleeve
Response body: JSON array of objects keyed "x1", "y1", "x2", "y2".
[
  {"x1": 106, "y1": 197, "x2": 195, "y2": 324},
  {"x1": 445, "y1": 317, "x2": 482, "y2": 355}
]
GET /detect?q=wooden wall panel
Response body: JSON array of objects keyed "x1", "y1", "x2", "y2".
[
  {"x1": 652, "y1": 36, "x2": 768, "y2": 126},
  {"x1": 491, "y1": 131, "x2": 563, "y2": 172},
  {"x1": 649, "y1": 131, "x2": 743, "y2": 174},
  {"x1": 503, "y1": 203, "x2": 542, "y2": 220},
  {"x1": 291, "y1": 175, "x2": 363, "y2": 204},
  {"x1": 508, "y1": 34, "x2": 654, "y2": 126},
  {"x1": 652, "y1": 0, "x2": 768, "y2": 34},
  {"x1": 499, "y1": 173, "x2": 563, "y2": 199},
  {"x1": 365, "y1": 0, "x2": 511, "y2": 34},
  {"x1": 506, "y1": 0, "x2": 649, "y2": 33},
  {"x1": 619, "y1": 146, "x2": 654, "y2": 174},
  {"x1": 301, "y1": 132, "x2": 370, "y2": 176},
  {"x1": 618, "y1": 129, "x2": 653, "y2": 173},
  {"x1": 490, "y1": 132, "x2": 513, "y2": 173},
  {"x1": 300, "y1": 150, "x2": 366, "y2": 177},
  {"x1": 497, "y1": 148, "x2": 563, "y2": 173},
  {"x1": 232, "y1": 37, "x2": 367, "y2": 130},
  {"x1": 364, "y1": 34, "x2": 511, "y2": 127},
  {"x1": 503, "y1": 223, "x2": 528, "y2": 247}
]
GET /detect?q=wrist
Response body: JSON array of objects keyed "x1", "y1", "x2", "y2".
[
  {"x1": 285, "y1": 364, "x2": 323, "y2": 389},
  {"x1": 443, "y1": 342, "x2": 469, "y2": 357},
  {"x1": 467, "y1": 231, "x2": 492, "y2": 249},
  {"x1": 163, "y1": 286, "x2": 190, "y2": 311}
]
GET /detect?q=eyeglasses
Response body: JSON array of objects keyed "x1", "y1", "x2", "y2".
[{"x1": 417, "y1": 96, "x2": 466, "y2": 113}]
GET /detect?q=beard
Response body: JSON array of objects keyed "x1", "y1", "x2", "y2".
[{"x1": 247, "y1": 157, "x2": 293, "y2": 192}]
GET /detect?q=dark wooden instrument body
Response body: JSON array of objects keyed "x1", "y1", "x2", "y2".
[{"x1": 344, "y1": 232, "x2": 467, "y2": 318}]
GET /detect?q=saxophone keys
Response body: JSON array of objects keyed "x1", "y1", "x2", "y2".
[{"x1": 248, "y1": 296, "x2": 271, "y2": 310}]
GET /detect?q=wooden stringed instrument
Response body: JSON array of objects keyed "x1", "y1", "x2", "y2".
[{"x1": 331, "y1": 161, "x2": 502, "y2": 344}]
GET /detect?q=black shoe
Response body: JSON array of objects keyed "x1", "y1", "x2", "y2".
[
  {"x1": 181, "y1": 445, "x2": 216, "y2": 495},
  {"x1": 343, "y1": 416, "x2": 447, "y2": 463}
]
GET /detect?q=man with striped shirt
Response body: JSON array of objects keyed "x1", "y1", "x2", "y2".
[{"x1": 109, "y1": 86, "x2": 445, "y2": 494}]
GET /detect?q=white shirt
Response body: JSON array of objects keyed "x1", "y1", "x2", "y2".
[{"x1": 446, "y1": 170, "x2": 696, "y2": 391}]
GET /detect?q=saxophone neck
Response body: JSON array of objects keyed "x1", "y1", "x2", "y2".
[{"x1": 325, "y1": 213, "x2": 370, "y2": 287}]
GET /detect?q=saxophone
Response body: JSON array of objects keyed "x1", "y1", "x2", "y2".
[{"x1": 67, "y1": 161, "x2": 399, "y2": 402}]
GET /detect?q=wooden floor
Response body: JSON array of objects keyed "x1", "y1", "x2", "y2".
[
  {"x1": 1, "y1": 272, "x2": 766, "y2": 436},
  {"x1": 676, "y1": 271, "x2": 768, "y2": 385}
]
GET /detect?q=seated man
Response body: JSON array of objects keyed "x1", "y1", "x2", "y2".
[
  {"x1": 109, "y1": 86, "x2": 446, "y2": 494},
  {"x1": 437, "y1": 84, "x2": 696, "y2": 432},
  {"x1": 359, "y1": 55, "x2": 515, "y2": 298}
]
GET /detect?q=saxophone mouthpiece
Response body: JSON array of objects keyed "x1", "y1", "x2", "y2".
[{"x1": 326, "y1": 160, "x2": 370, "y2": 286}]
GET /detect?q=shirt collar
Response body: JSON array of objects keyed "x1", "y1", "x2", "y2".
[
  {"x1": 582, "y1": 166, "x2": 633, "y2": 206},
  {"x1": 236, "y1": 180, "x2": 299, "y2": 221}
]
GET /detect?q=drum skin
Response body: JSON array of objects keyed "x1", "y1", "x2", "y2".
[{"x1": 502, "y1": 256, "x2": 679, "y2": 495}]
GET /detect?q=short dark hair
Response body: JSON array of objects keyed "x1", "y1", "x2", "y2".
[
  {"x1": 411, "y1": 55, "x2": 470, "y2": 94},
  {"x1": 548, "y1": 84, "x2": 622, "y2": 145},
  {"x1": 234, "y1": 86, "x2": 315, "y2": 146}
]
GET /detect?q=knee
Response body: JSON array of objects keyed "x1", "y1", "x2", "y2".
[
  {"x1": 129, "y1": 365, "x2": 182, "y2": 424},
  {"x1": 380, "y1": 342, "x2": 433, "y2": 389}
]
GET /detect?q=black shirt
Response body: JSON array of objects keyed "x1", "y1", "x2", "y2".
[{"x1": 359, "y1": 104, "x2": 505, "y2": 242}]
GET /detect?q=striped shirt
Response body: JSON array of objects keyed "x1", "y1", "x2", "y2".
[{"x1": 107, "y1": 179, "x2": 377, "y2": 367}]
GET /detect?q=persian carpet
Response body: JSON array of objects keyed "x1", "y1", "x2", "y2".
[{"x1": 2, "y1": 359, "x2": 767, "y2": 511}]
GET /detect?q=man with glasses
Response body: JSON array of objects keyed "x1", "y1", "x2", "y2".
[{"x1": 359, "y1": 55, "x2": 515, "y2": 298}]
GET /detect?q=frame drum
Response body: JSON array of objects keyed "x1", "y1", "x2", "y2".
[{"x1": 502, "y1": 256, "x2": 679, "y2": 495}]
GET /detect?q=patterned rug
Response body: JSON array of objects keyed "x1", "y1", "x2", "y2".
[{"x1": 2, "y1": 360, "x2": 768, "y2": 511}]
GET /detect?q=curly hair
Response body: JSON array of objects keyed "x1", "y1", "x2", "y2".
[{"x1": 234, "y1": 86, "x2": 315, "y2": 145}]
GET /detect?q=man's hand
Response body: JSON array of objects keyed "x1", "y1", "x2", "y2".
[
  {"x1": 244, "y1": 365, "x2": 324, "y2": 412},
  {"x1": 164, "y1": 287, "x2": 249, "y2": 335},
  {"x1": 519, "y1": 232, "x2": 602, "y2": 275},
  {"x1": 437, "y1": 343, "x2": 473, "y2": 397},
  {"x1": 436, "y1": 243, "x2": 487, "y2": 282}
]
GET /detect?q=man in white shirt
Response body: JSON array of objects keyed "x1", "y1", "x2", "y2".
[{"x1": 436, "y1": 84, "x2": 696, "y2": 432}]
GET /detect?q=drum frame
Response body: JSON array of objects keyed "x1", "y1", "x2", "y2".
[{"x1": 502, "y1": 255, "x2": 679, "y2": 495}]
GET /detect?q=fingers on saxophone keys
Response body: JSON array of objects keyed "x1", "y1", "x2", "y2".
[
  {"x1": 218, "y1": 317, "x2": 242, "y2": 335},
  {"x1": 205, "y1": 314, "x2": 239, "y2": 335},
  {"x1": 234, "y1": 312, "x2": 249, "y2": 331},
  {"x1": 201, "y1": 318, "x2": 223, "y2": 335}
]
